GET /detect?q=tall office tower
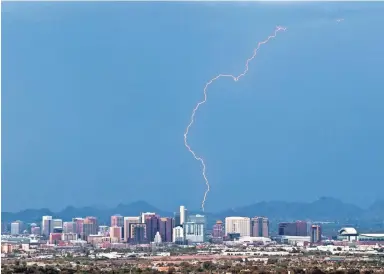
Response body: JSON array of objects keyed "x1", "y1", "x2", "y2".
[
  {"x1": 296, "y1": 221, "x2": 308, "y2": 236},
  {"x1": 111, "y1": 214, "x2": 124, "y2": 238},
  {"x1": 82, "y1": 217, "x2": 98, "y2": 240},
  {"x1": 212, "y1": 220, "x2": 224, "y2": 238},
  {"x1": 52, "y1": 219, "x2": 63, "y2": 229},
  {"x1": 63, "y1": 222, "x2": 76, "y2": 234},
  {"x1": 130, "y1": 223, "x2": 147, "y2": 244},
  {"x1": 278, "y1": 221, "x2": 308, "y2": 236},
  {"x1": 145, "y1": 215, "x2": 160, "y2": 242},
  {"x1": 124, "y1": 217, "x2": 140, "y2": 242},
  {"x1": 278, "y1": 222, "x2": 297, "y2": 236},
  {"x1": 141, "y1": 212, "x2": 156, "y2": 223},
  {"x1": 110, "y1": 226, "x2": 122, "y2": 242},
  {"x1": 11, "y1": 221, "x2": 23, "y2": 235},
  {"x1": 110, "y1": 215, "x2": 124, "y2": 227},
  {"x1": 174, "y1": 212, "x2": 181, "y2": 227},
  {"x1": 42, "y1": 216, "x2": 53, "y2": 237},
  {"x1": 180, "y1": 206, "x2": 187, "y2": 225},
  {"x1": 159, "y1": 217, "x2": 174, "y2": 242},
  {"x1": 73, "y1": 218, "x2": 84, "y2": 238},
  {"x1": 225, "y1": 217, "x2": 251, "y2": 237},
  {"x1": 188, "y1": 214, "x2": 206, "y2": 224},
  {"x1": 173, "y1": 226, "x2": 184, "y2": 244},
  {"x1": 311, "y1": 225, "x2": 322, "y2": 243},
  {"x1": 184, "y1": 222, "x2": 205, "y2": 243},
  {"x1": 251, "y1": 217, "x2": 269, "y2": 237}
]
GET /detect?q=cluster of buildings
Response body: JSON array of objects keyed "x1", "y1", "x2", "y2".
[
  {"x1": 4, "y1": 205, "x2": 384, "y2": 254},
  {"x1": 3, "y1": 205, "x2": 325, "y2": 249}
]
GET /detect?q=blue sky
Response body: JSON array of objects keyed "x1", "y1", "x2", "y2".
[{"x1": 2, "y1": 2, "x2": 384, "y2": 212}]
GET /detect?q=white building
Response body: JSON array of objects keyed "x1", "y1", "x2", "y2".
[
  {"x1": 184, "y1": 222, "x2": 204, "y2": 243},
  {"x1": 180, "y1": 206, "x2": 187, "y2": 225},
  {"x1": 124, "y1": 216, "x2": 140, "y2": 242},
  {"x1": 42, "y1": 216, "x2": 53, "y2": 236},
  {"x1": 225, "y1": 217, "x2": 251, "y2": 237},
  {"x1": 53, "y1": 219, "x2": 63, "y2": 229},
  {"x1": 11, "y1": 221, "x2": 22, "y2": 235},
  {"x1": 154, "y1": 232, "x2": 162, "y2": 244},
  {"x1": 173, "y1": 226, "x2": 184, "y2": 244}
]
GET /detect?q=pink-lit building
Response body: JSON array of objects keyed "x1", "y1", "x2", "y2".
[
  {"x1": 159, "y1": 217, "x2": 174, "y2": 242},
  {"x1": 83, "y1": 217, "x2": 98, "y2": 240},
  {"x1": 73, "y1": 218, "x2": 84, "y2": 237},
  {"x1": 111, "y1": 215, "x2": 124, "y2": 227},
  {"x1": 251, "y1": 217, "x2": 269, "y2": 237},
  {"x1": 49, "y1": 233, "x2": 62, "y2": 244},
  {"x1": 110, "y1": 226, "x2": 122, "y2": 242},
  {"x1": 212, "y1": 220, "x2": 224, "y2": 238}
]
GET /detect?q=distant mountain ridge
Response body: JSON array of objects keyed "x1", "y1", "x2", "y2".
[{"x1": 2, "y1": 197, "x2": 384, "y2": 224}]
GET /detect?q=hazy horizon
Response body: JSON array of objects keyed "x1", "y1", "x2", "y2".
[{"x1": 3, "y1": 2, "x2": 384, "y2": 212}]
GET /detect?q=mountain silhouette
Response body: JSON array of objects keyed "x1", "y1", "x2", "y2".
[{"x1": 2, "y1": 197, "x2": 383, "y2": 224}]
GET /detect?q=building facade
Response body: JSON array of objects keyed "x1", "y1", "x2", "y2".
[
  {"x1": 184, "y1": 222, "x2": 204, "y2": 243},
  {"x1": 130, "y1": 223, "x2": 147, "y2": 244},
  {"x1": 225, "y1": 217, "x2": 251, "y2": 237},
  {"x1": 159, "y1": 217, "x2": 174, "y2": 242},
  {"x1": 173, "y1": 226, "x2": 184, "y2": 244},
  {"x1": 251, "y1": 217, "x2": 269, "y2": 237},
  {"x1": 310, "y1": 224, "x2": 322, "y2": 243},
  {"x1": 124, "y1": 217, "x2": 140, "y2": 242},
  {"x1": 42, "y1": 216, "x2": 53, "y2": 237}
]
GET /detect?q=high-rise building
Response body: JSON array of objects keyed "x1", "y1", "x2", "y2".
[
  {"x1": 42, "y1": 216, "x2": 53, "y2": 237},
  {"x1": 110, "y1": 226, "x2": 122, "y2": 242},
  {"x1": 111, "y1": 215, "x2": 124, "y2": 227},
  {"x1": 63, "y1": 222, "x2": 76, "y2": 234},
  {"x1": 184, "y1": 222, "x2": 204, "y2": 243},
  {"x1": 52, "y1": 219, "x2": 63, "y2": 229},
  {"x1": 180, "y1": 206, "x2": 187, "y2": 225},
  {"x1": 174, "y1": 212, "x2": 181, "y2": 227},
  {"x1": 278, "y1": 221, "x2": 308, "y2": 236},
  {"x1": 296, "y1": 221, "x2": 308, "y2": 236},
  {"x1": 311, "y1": 225, "x2": 322, "y2": 243},
  {"x1": 130, "y1": 223, "x2": 147, "y2": 244},
  {"x1": 124, "y1": 217, "x2": 140, "y2": 242},
  {"x1": 145, "y1": 215, "x2": 160, "y2": 242},
  {"x1": 278, "y1": 222, "x2": 296, "y2": 236},
  {"x1": 11, "y1": 221, "x2": 23, "y2": 235},
  {"x1": 212, "y1": 220, "x2": 224, "y2": 238},
  {"x1": 251, "y1": 217, "x2": 269, "y2": 237},
  {"x1": 141, "y1": 212, "x2": 156, "y2": 223},
  {"x1": 188, "y1": 214, "x2": 205, "y2": 224},
  {"x1": 173, "y1": 226, "x2": 184, "y2": 244},
  {"x1": 159, "y1": 217, "x2": 174, "y2": 242},
  {"x1": 225, "y1": 217, "x2": 251, "y2": 237},
  {"x1": 73, "y1": 218, "x2": 84, "y2": 238},
  {"x1": 83, "y1": 217, "x2": 98, "y2": 240}
]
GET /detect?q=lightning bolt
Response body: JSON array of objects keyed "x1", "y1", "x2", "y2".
[{"x1": 183, "y1": 26, "x2": 287, "y2": 212}]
